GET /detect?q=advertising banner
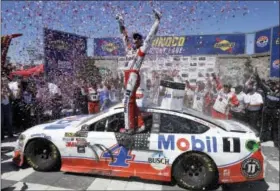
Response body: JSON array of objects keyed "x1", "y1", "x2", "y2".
[
  {"x1": 270, "y1": 26, "x2": 279, "y2": 78},
  {"x1": 94, "y1": 34, "x2": 245, "y2": 56},
  {"x1": 44, "y1": 28, "x2": 87, "y2": 80},
  {"x1": 94, "y1": 37, "x2": 125, "y2": 57},
  {"x1": 254, "y1": 28, "x2": 271, "y2": 53}
]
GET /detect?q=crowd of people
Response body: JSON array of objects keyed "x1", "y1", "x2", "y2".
[
  {"x1": 1, "y1": 73, "x2": 123, "y2": 141},
  {"x1": 183, "y1": 70, "x2": 280, "y2": 148}
]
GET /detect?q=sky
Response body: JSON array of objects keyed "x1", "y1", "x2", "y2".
[{"x1": 1, "y1": 1, "x2": 279, "y2": 64}]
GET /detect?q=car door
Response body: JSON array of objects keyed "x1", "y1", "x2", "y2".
[{"x1": 151, "y1": 111, "x2": 211, "y2": 171}]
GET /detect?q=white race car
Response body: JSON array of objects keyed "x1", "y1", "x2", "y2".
[{"x1": 13, "y1": 103, "x2": 265, "y2": 190}]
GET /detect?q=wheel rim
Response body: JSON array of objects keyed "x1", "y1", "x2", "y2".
[
  {"x1": 32, "y1": 143, "x2": 53, "y2": 163},
  {"x1": 179, "y1": 156, "x2": 207, "y2": 186}
]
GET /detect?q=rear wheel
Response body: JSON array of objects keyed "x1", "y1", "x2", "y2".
[
  {"x1": 172, "y1": 152, "x2": 219, "y2": 191},
  {"x1": 24, "y1": 139, "x2": 61, "y2": 171}
]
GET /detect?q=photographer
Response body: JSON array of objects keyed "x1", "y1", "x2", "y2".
[{"x1": 255, "y1": 69, "x2": 280, "y2": 148}]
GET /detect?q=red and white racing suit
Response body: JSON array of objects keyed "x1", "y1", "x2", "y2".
[
  {"x1": 117, "y1": 10, "x2": 161, "y2": 131},
  {"x1": 212, "y1": 89, "x2": 239, "y2": 119},
  {"x1": 87, "y1": 87, "x2": 99, "y2": 114}
]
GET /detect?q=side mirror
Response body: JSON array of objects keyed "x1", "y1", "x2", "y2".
[{"x1": 81, "y1": 124, "x2": 89, "y2": 131}]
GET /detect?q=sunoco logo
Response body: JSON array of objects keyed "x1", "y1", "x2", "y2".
[
  {"x1": 148, "y1": 152, "x2": 169, "y2": 170},
  {"x1": 101, "y1": 42, "x2": 118, "y2": 53},
  {"x1": 214, "y1": 38, "x2": 235, "y2": 53}
]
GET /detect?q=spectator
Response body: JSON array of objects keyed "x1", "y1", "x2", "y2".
[
  {"x1": 231, "y1": 85, "x2": 246, "y2": 122},
  {"x1": 1, "y1": 78, "x2": 14, "y2": 139},
  {"x1": 99, "y1": 82, "x2": 111, "y2": 111},
  {"x1": 87, "y1": 83, "x2": 99, "y2": 114},
  {"x1": 9, "y1": 77, "x2": 23, "y2": 132},
  {"x1": 212, "y1": 84, "x2": 239, "y2": 120},
  {"x1": 192, "y1": 81, "x2": 206, "y2": 112},
  {"x1": 21, "y1": 85, "x2": 34, "y2": 130},
  {"x1": 244, "y1": 86, "x2": 263, "y2": 130}
]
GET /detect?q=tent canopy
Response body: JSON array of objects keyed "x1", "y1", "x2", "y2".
[{"x1": 9, "y1": 64, "x2": 44, "y2": 79}]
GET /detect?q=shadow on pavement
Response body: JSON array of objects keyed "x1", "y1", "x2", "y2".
[
  {"x1": 221, "y1": 180, "x2": 269, "y2": 191},
  {"x1": 65, "y1": 172, "x2": 175, "y2": 186}
]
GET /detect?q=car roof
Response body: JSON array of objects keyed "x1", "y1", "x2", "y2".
[{"x1": 111, "y1": 103, "x2": 226, "y2": 129}]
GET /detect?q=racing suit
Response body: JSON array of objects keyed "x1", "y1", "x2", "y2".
[
  {"x1": 116, "y1": 10, "x2": 161, "y2": 132},
  {"x1": 87, "y1": 87, "x2": 99, "y2": 114}
]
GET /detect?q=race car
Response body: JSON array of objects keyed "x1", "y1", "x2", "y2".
[{"x1": 13, "y1": 103, "x2": 265, "y2": 190}]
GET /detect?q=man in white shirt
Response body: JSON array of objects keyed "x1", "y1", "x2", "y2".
[
  {"x1": 192, "y1": 82, "x2": 206, "y2": 112},
  {"x1": 231, "y1": 85, "x2": 246, "y2": 122},
  {"x1": 244, "y1": 87, "x2": 263, "y2": 130}
]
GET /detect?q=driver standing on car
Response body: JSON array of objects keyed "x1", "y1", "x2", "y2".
[{"x1": 116, "y1": 9, "x2": 162, "y2": 134}]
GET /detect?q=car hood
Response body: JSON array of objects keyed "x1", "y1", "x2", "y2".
[
  {"x1": 216, "y1": 119, "x2": 257, "y2": 134},
  {"x1": 22, "y1": 115, "x2": 95, "y2": 136}
]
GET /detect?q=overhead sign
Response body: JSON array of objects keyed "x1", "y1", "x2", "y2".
[
  {"x1": 270, "y1": 26, "x2": 279, "y2": 78},
  {"x1": 254, "y1": 28, "x2": 271, "y2": 53},
  {"x1": 94, "y1": 34, "x2": 245, "y2": 56},
  {"x1": 44, "y1": 28, "x2": 87, "y2": 80},
  {"x1": 94, "y1": 38, "x2": 125, "y2": 57}
]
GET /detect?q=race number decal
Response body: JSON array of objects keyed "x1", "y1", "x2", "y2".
[
  {"x1": 222, "y1": 137, "x2": 240, "y2": 153},
  {"x1": 101, "y1": 144, "x2": 134, "y2": 167},
  {"x1": 241, "y1": 158, "x2": 261, "y2": 178}
]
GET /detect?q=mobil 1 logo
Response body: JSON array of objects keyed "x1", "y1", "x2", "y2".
[
  {"x1": 241, "y1": 158, "x2": 261, "y2": 178},
  {"x1": 222, "y1": 137, "x2": 240, "y2": 153}
]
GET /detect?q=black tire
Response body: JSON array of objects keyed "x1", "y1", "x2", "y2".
[
  {"x1": 24, "y1": 139, "x2": 60, "y2": 171},
  {"x1": 172, "y1": 152, "x2": 219, "y2": 191}
]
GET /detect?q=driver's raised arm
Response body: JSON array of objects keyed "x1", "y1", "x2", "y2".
[
  {"x1": 140, "y1": 9, "x2": 162, "y2": 53},
  {"x1": 116, "y1": 14, "x2": 132, "y2": 52}
]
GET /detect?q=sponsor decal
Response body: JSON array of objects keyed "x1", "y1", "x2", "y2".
[
  {"x1": 148, "y1": 152, "x2": 169, "y2": 170},
  {"x1": 77, "y1": 146, "x2": 86, "y2": 153},
  {"x1": 222, "y1": 137, "x2": 241, "y2": 153},
  {"x1": 214, "y1": 38, "x2": 235, "y2": 53},
  {"x1": 245, "y1": 140, "x2": 260, "y2": 152},
  {"x1": 30, "y1": 133, "x2": 51, "y2": 140},
  {"x1": 256, "y1": 36, "x2": 269, "y2": 48},
  {"x1": 272, "y1": 59, "x2": 279, "y2": 69},
  {"x1": 66, "y1": 142, "x2": 77, "y2": 147},
  {"x1": 63, "y1": 137, "x2": 74, "y2": 142},
  {"x1": 64, "y1": 131, "x2": 88, "y2": 138},
  {"x1": 276, "y1": 37, "x2": 279, "y2": 45},
  {"x1": 101, "y1": 41, "x2": 118, "y2": 53},
  {"x1": 223, "y1": 169, "x2": 231, "y2": 177},
  {"x1": 158, "y1": 135, "x2": 217, "y2": 153},
  {"x1": 241, "y1": 158, "x2": 261, "y2": 178}
]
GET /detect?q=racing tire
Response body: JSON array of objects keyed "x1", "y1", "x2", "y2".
[
  {"x1": 172, "y1": 152, "x2": 219, "y2": 191},
  {"x1": 24, "y1": 139, "x2": 61, "y2": 172}
]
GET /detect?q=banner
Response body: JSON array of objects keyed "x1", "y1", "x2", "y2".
[
  {"x1": 254, "y1": 28, "x2": 271, "y2": 53},
  {"x1": 270, "y1": 26, "x2": 279, "y2": 78},
  {"x1": 94, "y1": 38, "x2": 125, "y2": 57},
  {"x1": 94, "y1": 34, "x2": 245, "y2": 56},
  {"x1": 150, "y1": 34, "x2": 245, "y2": 55},
  {"x1": 44, "y1": 28, "x2": 87, "y2": 80}
]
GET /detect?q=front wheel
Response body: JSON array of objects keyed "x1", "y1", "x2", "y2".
[
  {"x1": 24, "y1": 139, "x2": 61, "y2": 171},
  {"x1": 172, "y1": 152, "x2": 219, "y2": 191}
]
